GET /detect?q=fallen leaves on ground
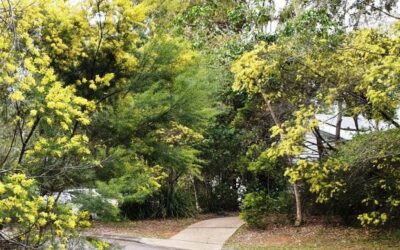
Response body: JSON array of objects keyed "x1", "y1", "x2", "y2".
[
  {"x1": 225, "y1": 218, "x2": 400, "y2": 250},
  {"x1": 87, "y1": 213, "x2": 223, "y2": 239}
]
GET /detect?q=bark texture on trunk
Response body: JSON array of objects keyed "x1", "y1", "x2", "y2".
[{"x1": 293, "y1": 182, "x2": 302, "y2": 226}]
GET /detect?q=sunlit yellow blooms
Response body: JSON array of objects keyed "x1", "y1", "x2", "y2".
[
  {"x1": 232, "y1": 17, "x2": 400, "y2": 227},
  {"x1": 89, "y1": 82, "x2": 97, "y2": 90},
  {"x1": 78, "y1": 117, "x2": 91, "y2": 125},
  {"x1": 0, "y1": 0, "x2": 191, "y2": 246},
  {"x1": 49, "y1": 213, "x2": 57, "y2": 220},
  {"x1": 12, "y1": 184, "x2": 26, "y2": 195},
  {"x1": 9, "y1": 90, "x2": 25, "y2": 101},
  {"x1": 46, "y1": 117, "x2": 53, "y2": 125},
  {"x1": 38, "y1": 218, "x2": 47, "y2": 226},
  {"x1": 27, "y1": 133, "x2": 91, "y2": 161},
  {"x1": 0, "y1": 174, "x2": 90, "y2": 248},
  {"x1": 5, "y1": 63, "x2": 16, "y2": 72},
  {"x1": 264, "y1": 106, "x2": 318, "y2": 163},
  {"x1": 30, "y1": 110, "x2": 38, "y2": 116},
  {"x1": 66, "y1": 220, "x2": 76, "y2": 228},
  {"x1": 358, "y1": 212, "x2": 388, "y2": 226},
  {"x1": 0, "y1": 183, "x2": 6, "y2": 194},
  {"x1": 117, "y1": 51, "x2": 140, "y2": 69},
  {"x1": 95, "y1": 73, "x2": 115, "y2": 87},
  {"x1": 60, "y1": 122, "x2": 69, "y2": 131},
  {"x1": 231, "y1": 42, "x2": 286, "y2": 101},
  {"x1": 174, "y1": 50, "x2": 198, "y2": 72},
  {"x1": 232, "y1": 43, "x2": 267, "y2": 93},
  {"x1": 156, "y1": 122, "x2": 203, "y2": 145}
]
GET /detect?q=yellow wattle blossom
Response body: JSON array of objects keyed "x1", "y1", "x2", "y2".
[
  {"x1": 0, "y1": 174, "x2": 90, "y2": 248},
  {"x1": 89, "y1": 82, "x2": 97, "y2": 90},
  {"x1": 0, "y1": 183, "x2": 6, "y2": 194},
  {"x1": 30, "y1": 109, "x2": 38, "y2": 116},
  {"x1": 0, "y1": 0, "x2": 156, "y2": 246},
  {"x1": 60, "y1": 122, "x2": 69, "y2": 131},
  {"x1": 38, "y1": 218, "x2": 47, "y2": 226},
  {"x1": 9, "y1": 90, "x2": 25, "y2": 101}
]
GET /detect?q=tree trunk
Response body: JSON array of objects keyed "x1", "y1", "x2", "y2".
[
  {"x1": 293, "y1": 182, "x2": 302, "y2": 226},
  {"x1": 353, "y1": 115, "x2": 360, "y2": 133},
  {"x1": 261, "y1": 92, "x2": 303, "y2": 226},
  {"x1": 191, "y1": 175, "x2": 200, "y2": 211},
  {"x1": 335, "y1": 100, "x2": 343, "y2": 145},
  {"x1": 166, "y1": 169, "x2": 175, "y2": 217},
  {"x1": 313, "y1": 127, "x2": 325, "y2": 159}
]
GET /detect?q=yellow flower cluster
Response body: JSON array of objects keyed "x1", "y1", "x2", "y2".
[
  {"x1": 0, "y1": 174, "x2": 90, "y2": 248},
  {"x1": 358, "y1": 212, "x2": 388, "y2": 226},
  {"x1": 26, "y1": 134, "x2": 91, "y2": 162},
  {"x1": 78, "y1": 73, "x2": 115, "y2": 91},
  {"x1": 45, "y1": 82, "x2": 94, "y2": 130},
  {"x1": 155, "y1": 122, "x2": 203, "y2": 146},
  {"x1": 265, "y1": 106, "x2": 318, "y2": 162},
  {"x1": 231, "y1": 42, "x2": 284, "y2": 101}
]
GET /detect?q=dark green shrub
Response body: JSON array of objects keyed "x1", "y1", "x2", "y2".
[
  {"x1": 198, "y1": 182, "x2": 239, "y2": 213},
  {"x1": 120, "y1": 187, "x2": 197, "y2": 219},
  {"x1": 73, "y1": 193, "x2": 120, "y2": 222},
  {"x1": 316, "y1": 129, "x2": 400, "y2": 226},
  {"x1": 240, "y1": 191, "x2": 292, "y2": 229}
]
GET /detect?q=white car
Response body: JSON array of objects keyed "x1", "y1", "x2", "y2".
[{"x1": 45, "y1": 189, "x2": 118, "y2": 217}]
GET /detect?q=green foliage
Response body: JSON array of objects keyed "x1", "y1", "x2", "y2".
[
  {"x1": 232, "y1": 2, "x2": 400, "y2": 225},
  {"x1": 291, "y1": 0, "x2": 399, "y2": 28},
  {"x1": 87, "y1": 238, "x2": 110, "y2": 250},
  {"x1": 311, "y1": 129, "x2": 400, "y2": 226},
  {"x1": 1, "y1": 0, "x2": 218, "y2": 246},
  {"x1": 87, "y1": 34, "x2": 219, "y2": 218},
  {"x1": 240, "y1": 191, "x2": 293, "y2": 229},
  {"x1": 196, "y1": 123, "x2": 242, "y2": 212},
  {"x1": 94, "y1": 147, "x2": 165, "y2": 203},
  {"x1": 72, "y1": 193, "x2": 120, "y2": 222},
  {"x1": 120, "y1": 184, "x2": 198, "y2": 219},
  {"x1": 282, "y1": 9, "x2": 340, "y2": 36}
]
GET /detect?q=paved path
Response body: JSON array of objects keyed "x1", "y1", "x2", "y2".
[
  {"x1": 94, "y1": 216, "x2": 244, "y2": 250},
  {"x1": 113, "y1": 240, "x2": 174, "y2": 250},
  {"x1": 139, "y1": 216, "x2": 244, "y2": 250},
  {"x1": 85, "y1": 234, "x2": 178, "y2": 250}
]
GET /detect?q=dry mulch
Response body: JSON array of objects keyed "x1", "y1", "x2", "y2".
[
  {"x1": 87, "y1": 213, "x2": 227, "y2": 239},
  {"x1": 225, "y1": 217, "x2": 400, "y2": 250}
]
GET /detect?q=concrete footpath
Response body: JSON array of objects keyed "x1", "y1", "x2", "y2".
[
  {"x1": 94, "y1": 216, "x2": 244, "y2": 250},
  {"x1": 140, "y1": 216, "x2": 244, "y2": 250}
]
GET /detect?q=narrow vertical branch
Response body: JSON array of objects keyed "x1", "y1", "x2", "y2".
[
  {"x1": 191, "y1": 175, "x2": 200, "y2": 211},
  {"x1": 0, "y1": 125, "x2": 17, "y2": 167},
  {"x1": 261, "y1": 93, "x2": 280, "y2": 126},
  {"x1": 335, "y1": 100, "x2": 343, "y2": 145},
  {"x1": 18, "y1": 115, "x2": 40, "y2": 164},
  {"x1": 261, "y1": 92, "x2": 302, "y2": 226},
  {"x1": 353, "y1": 115, "x2": 359, "y2": 132},
  {"x1": 91, "y1": 0, "x2": 105, "y2": 79},
  {"x1": 312, "y1": 127, "x2": 325, "y2": 159}
]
